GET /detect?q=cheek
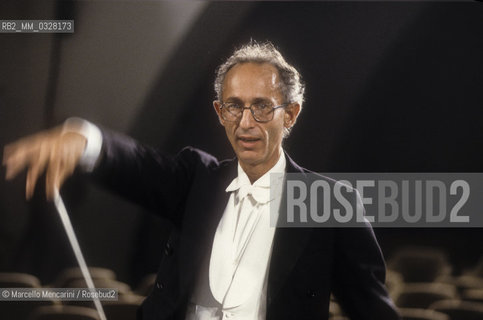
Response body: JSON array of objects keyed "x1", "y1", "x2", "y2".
[
  {"x1": 225, "y1": 124, "x2": 237, "y2": 142},
  {"x1": 264, "y1": 127, "x2": 281, "y2": 149},
  {"x1": 268, "y1": 121, "x2": 284, "y2": 143},
  {"x1": 274, "y1": 129, "x2": 283, "y2": 145}
]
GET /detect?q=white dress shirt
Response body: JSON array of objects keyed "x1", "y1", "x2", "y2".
[{"x1": 188, "y1": 153, "x2": 286, "y2": 320}]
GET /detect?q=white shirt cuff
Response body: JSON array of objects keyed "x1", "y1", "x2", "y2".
[{"x1": 62, "y1": 117, "x2": 103, "y2": 172}]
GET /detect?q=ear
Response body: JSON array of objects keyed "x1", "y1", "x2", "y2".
[
  {"x1": 213, "y1": 101, "x2": 225, "y2": 125},
  {"x1": 283, "y1": 103, "x2": 301, "y2": 129}
]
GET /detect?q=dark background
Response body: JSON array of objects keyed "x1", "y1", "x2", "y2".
[{"x1": 0, "y1": 1, "x2": 482, "y2": 287}]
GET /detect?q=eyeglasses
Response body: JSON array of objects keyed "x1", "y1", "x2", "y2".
[{"x1": 220, "y1": 101, "x2": 289, "y2": 123}]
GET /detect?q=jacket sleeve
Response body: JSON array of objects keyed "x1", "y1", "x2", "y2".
[
  {"x1": 331, "y1": 193, "x2": 401, "y2": 320},
  {"x1": 89, "y1": 128, "x2": 218, "y2": 225}
]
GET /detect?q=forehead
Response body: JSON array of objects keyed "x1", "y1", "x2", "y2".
[{"x1": 222, "y1": 62, "x2": 283, "y2": 102}]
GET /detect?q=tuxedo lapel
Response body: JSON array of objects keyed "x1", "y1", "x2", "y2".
[
  {"x1": 178, "y1": 158, "x2": 237, "y2": 293},
  {"x1": 267, "y1": 153, "x2": 313, "y2": 304}
]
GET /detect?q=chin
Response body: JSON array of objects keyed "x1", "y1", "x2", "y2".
[{"x1": 236, "y1": 150, "x2": 263, "y2": 165}]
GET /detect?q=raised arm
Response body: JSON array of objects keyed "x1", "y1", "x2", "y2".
[
  {"x1": 3, "y1": 118, "x2": 217, "y2": 224},
  {"x1": 89, "y1": 128, "x2": 214, "y2": 221}
]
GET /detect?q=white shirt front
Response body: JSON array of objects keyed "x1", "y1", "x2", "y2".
[{"x1": 187, "y1": 153, "x2": 286, "y2": 320}]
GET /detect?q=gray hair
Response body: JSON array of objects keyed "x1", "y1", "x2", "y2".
[{"x1": 214, "y1": 41, "x2": 305, "y2": 107}]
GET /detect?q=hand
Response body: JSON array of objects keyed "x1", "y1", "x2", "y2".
[{"x1": 2, "y1": 126, "x2": 87, "y2": 200}]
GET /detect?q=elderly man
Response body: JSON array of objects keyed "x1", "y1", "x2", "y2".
[{"x1": 3, "y1": 42, "x2": 400, "y2": 320}]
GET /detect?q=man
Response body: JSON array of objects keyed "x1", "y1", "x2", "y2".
[{"x1": 3, "y1": 42, "x2": 400, "y2": 319}]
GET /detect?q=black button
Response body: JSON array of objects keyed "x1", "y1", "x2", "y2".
[
  {"x1": 164, "y1": 243, "x2": 173, "y2": 256},
  {"x1": 156, "y1": 282, "x2": 164, "y2": 290}
]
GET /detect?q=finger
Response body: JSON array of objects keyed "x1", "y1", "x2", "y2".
[
  {"x1": 2, "y1": 143, "x2": 13, "y2": 165},
  {"x1": 56, "y1": 142, "x2": 81, "y2": 192},
  {"x1": 56, "y1": 163, "x2": 73, "y2": 195},
  {"x1": 3, "y1": 144, "x2": 32, "y2": 180},
  {"x1": 26, "y1": 166, "x2": 37, "y2": 200},
  {"x1": 3, "y1": 132, "x2": 46, "y2": 179},
  {"x1": 46, "y1": 142, "x2": 61, "y2": 201},
  {"x1": 25, "y1": 142, "x2": 49, "y2": 200},
  {"x1": 4, "y1": 129, "x2": 56, "y2": 181}
]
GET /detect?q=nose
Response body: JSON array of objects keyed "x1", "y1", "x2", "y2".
[{"x1": 239, "y1": 108, "x2": 256, "y2": 129}]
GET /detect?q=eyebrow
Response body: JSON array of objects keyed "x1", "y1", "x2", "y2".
[
  {"x1": 224, "y1": 97, "x2": 243, "y2": 104},
  {"x1": 224, "y1": 97, "x2": 273, "y2": 104}
]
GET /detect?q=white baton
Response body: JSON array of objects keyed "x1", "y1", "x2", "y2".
[{"x1": 53, "y1": 188, "x2": 107, "y2": 320}]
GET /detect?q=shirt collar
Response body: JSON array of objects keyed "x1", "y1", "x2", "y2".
[{"x1": 226, "y1": 150, "x2": 286, "y2": 193}]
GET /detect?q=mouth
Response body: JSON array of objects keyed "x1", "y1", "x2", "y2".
[{"x1": 237, "y1": 135, "x2": 261, "y2": 148}]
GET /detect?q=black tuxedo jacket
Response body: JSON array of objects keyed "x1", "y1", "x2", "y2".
[{"x1": 92, "y1": 130, "x2": 400, "y2": 320}]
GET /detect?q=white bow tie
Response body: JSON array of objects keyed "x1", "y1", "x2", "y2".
[{"x1": 235, "y1": 183, "x2": 271, "y2": 204}]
